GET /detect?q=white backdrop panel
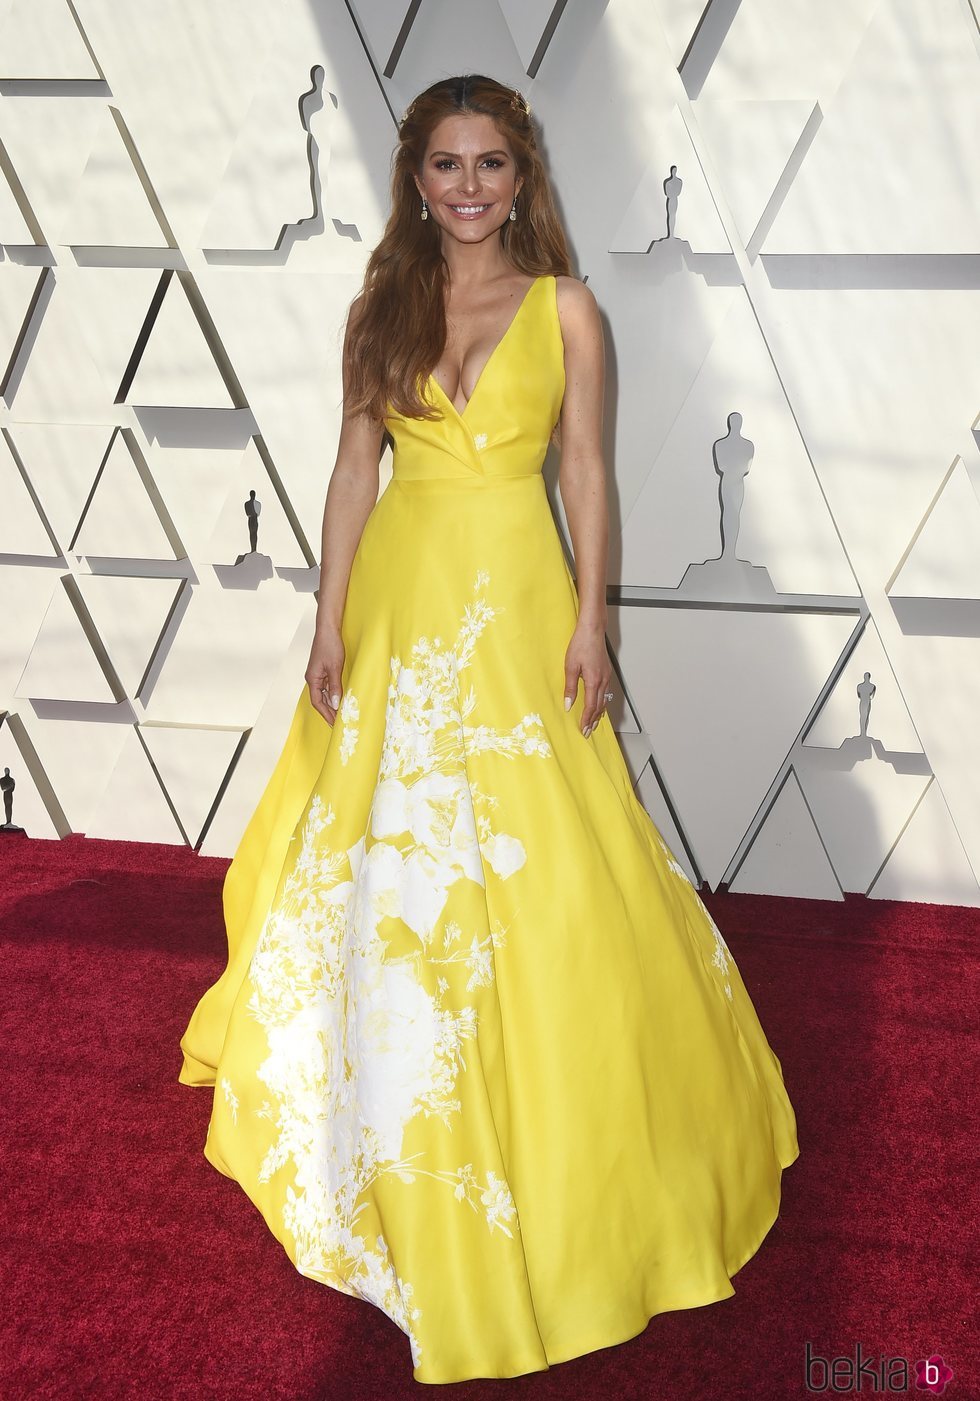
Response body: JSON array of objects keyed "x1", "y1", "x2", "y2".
[{"x1": 0, "y1": 0, "x2": 976, "y2": 908}]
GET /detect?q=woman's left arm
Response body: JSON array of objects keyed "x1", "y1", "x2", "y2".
[{"x1": 555, "y1": 275, "x2": 613, "y2": 737}]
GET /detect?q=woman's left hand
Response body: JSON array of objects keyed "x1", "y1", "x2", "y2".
[{"x1": 563, "y1": 618, "x2": 613, "y2": 737}]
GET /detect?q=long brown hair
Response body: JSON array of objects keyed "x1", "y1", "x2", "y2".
[{"x1": 344, "y1": 74, "x2": 573, "y2": 422}]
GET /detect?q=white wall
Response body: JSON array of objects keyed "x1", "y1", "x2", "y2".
[{"x1": 1, "y1": 0, "x2": 978, "y2": 906}]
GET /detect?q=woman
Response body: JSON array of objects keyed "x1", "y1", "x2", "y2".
[{"x1": 179, "y1": 74, "x2": 800, "y2": 1385}]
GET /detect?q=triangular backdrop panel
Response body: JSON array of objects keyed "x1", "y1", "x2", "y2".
[
  {"x1": 729, "y1": 770, "x2": 843, "y2": 901},
  {"x1": 612, "y1": 602, "x2": 856, "y2": 888},
  {"x1": 0, "y1": 718, "x2": 62, "y2": 839},
  {"x1": 0, "y1": 0, "x2": 100, "y2": 80},
  {"x1": 868, "y1": 779, "x2": 980, "y2": 909}
]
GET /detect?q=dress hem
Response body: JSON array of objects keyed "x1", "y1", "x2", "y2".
[
  {"x1": 411, "y1": 1138, "x2": 801, "y2": 1385},
  {"x1": 191, "y1": 1098, "x2": 800, "y2": 1387}
]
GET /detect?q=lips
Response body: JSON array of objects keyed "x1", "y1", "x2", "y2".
[{"x1": 447, "y1": 203, "x2": 492, "y2": 220}]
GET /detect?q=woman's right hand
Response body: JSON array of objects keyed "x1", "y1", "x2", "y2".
[{"x1": 306, "y1": 624, "x2": 345, "y2": 725}]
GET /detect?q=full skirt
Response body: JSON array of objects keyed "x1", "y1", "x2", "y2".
[{"x1": 179, "y1": 472, "x2": 800, "y2": 1384}]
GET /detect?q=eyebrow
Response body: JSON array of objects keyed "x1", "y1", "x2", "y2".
[{"x1": 428, "y1": 149, "x2": 510, "y2": 159}]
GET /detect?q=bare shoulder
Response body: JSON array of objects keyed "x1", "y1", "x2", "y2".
[
  {"x1": 554, "y1": 275, "x2": 602, "y2": 350},
  {"x1": 554, "y1": 274, "x2": 597, "y2": 312},
  {"x1": 554, "y1": 271, "x2": 602, "y2": 358}
]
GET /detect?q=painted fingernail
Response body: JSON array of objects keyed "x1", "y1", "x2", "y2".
[
  {"x1": 330, "y1": 693, "x2": 341, "y2": 707},
  {"x1": 564, "y1": 696, "x2": 572, "y2": 711}
]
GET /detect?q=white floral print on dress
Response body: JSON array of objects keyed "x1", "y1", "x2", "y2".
[
  {"x1": 656, "y1": 830, "x2": 692, "y2": 886},
  {"x1": 220, "y1": 1076, "x2": 239, "y2": 1124},
  {"x1": 242, "y1": 571, "x2": 552, "y2": 1369},
  {"x1": 337, "y1": 690, "x2": 360, "y2": 764},
  {"x1": 708, "y1": 917, "x2": 734, "y2": 1001},
  {"x1": 656, "y1": 831, "x2": 734, "y2": 1001}
]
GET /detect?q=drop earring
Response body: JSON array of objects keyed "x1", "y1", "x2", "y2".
[
  {"x1": 510, "y1": 196, "x2": 517, "y2": 221},
  {"x1": 420, "y1": 194, "x2": 428, "y2": 221}
]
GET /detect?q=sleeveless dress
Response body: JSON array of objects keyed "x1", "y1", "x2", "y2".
[{"x1": 178, "y1": 273, "x2": 800, "y2": 1385}]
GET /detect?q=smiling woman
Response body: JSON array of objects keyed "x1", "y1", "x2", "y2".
[
  {"x1": 178, "y1": 71, "x2": 800, "y2": 1388},
  {"x1": 341, "y1": 77, "x2": 572, "y2": 424}
]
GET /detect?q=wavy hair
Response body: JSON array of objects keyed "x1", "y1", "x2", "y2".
[{"x1": 344, "y1": 74, "x2": 573, "y2": 422}]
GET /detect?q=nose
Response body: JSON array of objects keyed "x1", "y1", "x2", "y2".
[{"x1": 457, "y1": 165, "x2": 482, "y2": 197}]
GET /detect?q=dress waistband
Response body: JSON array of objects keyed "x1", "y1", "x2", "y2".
[{"x1": 391, "y1": 473, "x2": 544, "y2": 493}]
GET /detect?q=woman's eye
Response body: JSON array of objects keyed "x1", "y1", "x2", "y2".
[{"x1": 432, "y1": 157, "x2": 505, "y2": 171}]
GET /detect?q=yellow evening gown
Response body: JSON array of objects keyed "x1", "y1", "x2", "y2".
[{"x1": 178, "y1": 273, "x2": 800, "y2": 1385}]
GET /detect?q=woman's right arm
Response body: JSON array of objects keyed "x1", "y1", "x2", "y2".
[{"x1": 306, "y1": 296, "x2": 386, "y2": 724}]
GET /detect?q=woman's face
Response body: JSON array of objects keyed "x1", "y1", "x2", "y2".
[{"x1": 414, "y1": 112, "x2": 524, "y2": 244}]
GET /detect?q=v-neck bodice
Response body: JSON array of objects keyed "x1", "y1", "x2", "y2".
[
  {"x1": 383, "y1": 274, "x2": 565, "y2": 485},
  {"x1": 428, "y1": 273, "x2": 545, "y2": 420}
]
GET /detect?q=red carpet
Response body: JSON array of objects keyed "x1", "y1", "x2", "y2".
[{"x1": 1, "y1": 833, "x2": 976, "y2": 1399}]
